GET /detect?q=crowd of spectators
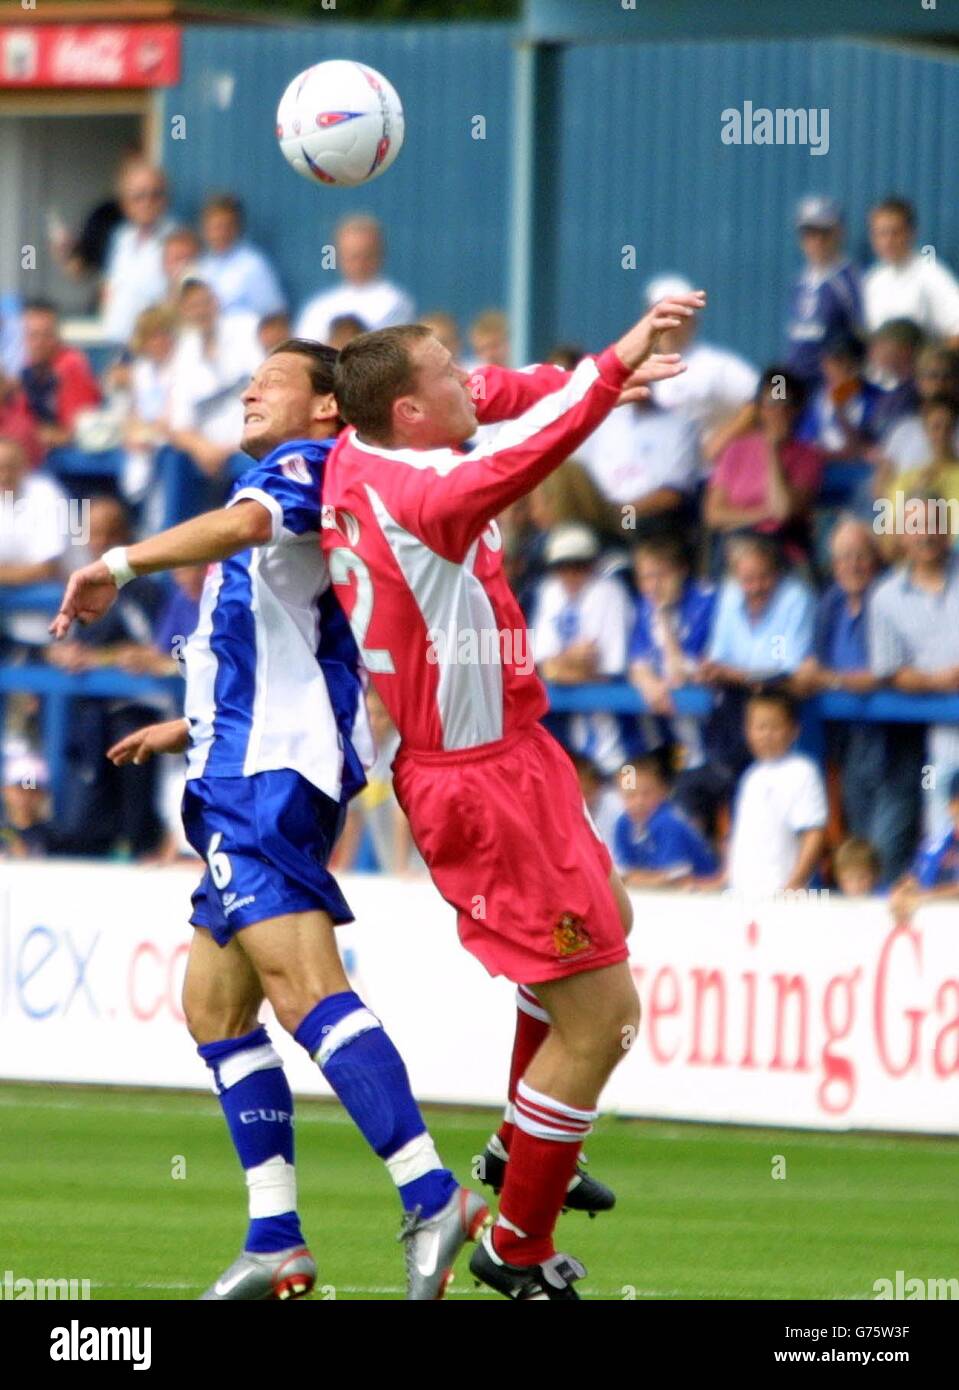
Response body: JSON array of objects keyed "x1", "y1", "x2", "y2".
[{"x1": 2, "y1": 169, "x2": 959, "y2": 911}]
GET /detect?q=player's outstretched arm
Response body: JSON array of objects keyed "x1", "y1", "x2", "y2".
[
  {"x1": 107, "y1": 717, "x2": 190, "y2": 766},
  {"x1": 50, "y1": 499, "x2": 273, "y2": 638},
  {"x1": 401, "y1": 294, "x2": 706, "y2": 562}
]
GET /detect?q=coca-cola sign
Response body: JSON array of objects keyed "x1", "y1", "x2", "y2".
[{"x1": 0, "y1": 24, "x2": 181, "y2": 88}]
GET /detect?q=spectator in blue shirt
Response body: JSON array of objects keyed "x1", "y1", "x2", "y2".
[
  {"x1": 784, "y1": 195, "x2": 862, "y2": 389},
  {"x1": 629, "y1": 534, "x2": 715, "y2": 770},
  {"x1": 674, "y1": 534, "x2": 815, "y2": 834},
  {"x1": 614, "y1": 755, "x2": 718, "y2": 888},
  {"x1": 797, "y1": 334, "x2": 882, "y2": 460},
  {"x1": 196, "y1": 194, "x2": 286, "y2": 320},
  {"x1": 794, "y1": 517, "x2": 922, "y2": 881},
  {"x1": 890, "y1": 770, "x2": 959, "y2": 917}
]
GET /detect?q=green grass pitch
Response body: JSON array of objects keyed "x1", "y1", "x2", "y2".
[{"x1": 1, "y1": 1082, "x2": 956, "y2": 1301}]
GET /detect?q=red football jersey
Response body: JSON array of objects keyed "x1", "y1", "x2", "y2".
[{"x1": 320, "y1": 351, "x2": 630, "y2": 753}]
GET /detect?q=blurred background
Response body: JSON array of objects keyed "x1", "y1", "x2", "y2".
[{"x1": 1, "y1": 0, "x2": 958, "y2": 922}]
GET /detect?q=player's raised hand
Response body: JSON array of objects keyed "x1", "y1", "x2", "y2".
[
  {"x1": 617, "y1": 352, "x2": 686, "y2": 404},
  {"x1": 49, "y1": 561, "x2": 118, "y2": 639},
  {"x1": 107, "y1": 718, "x2": 190, "y2": 767},
  {"x1": 613, "y1": 291, "x2": 706, "y2": 373}
]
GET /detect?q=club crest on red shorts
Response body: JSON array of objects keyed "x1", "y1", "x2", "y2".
[{"x1": 553, "y1": 912, "x2": 592, "y2": 957}]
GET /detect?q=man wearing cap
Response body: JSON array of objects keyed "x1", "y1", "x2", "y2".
[
  {"x1": 531, "y1": 523, "x2": 637, "y2": 774},
  {"x1": 644, "y1": 273, "x2": 759, "y2": 465},
  {"x1": 784, "y1": 195, "x2": 862, "y2": 389}
]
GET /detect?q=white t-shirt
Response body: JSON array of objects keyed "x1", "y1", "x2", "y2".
[
  {"x1": 532, "y1": 573, "x2": 634, "y2": 774},
  {"x1": 0, "y1": 473, "x2": 70, "y2": 644},
  {"x1": 573, "y1": 404, "x2": 700, "y2": 504},
  {"x1": 863, "y1": 253, "x2": 959, "y2": 338},
  {"x1": 651, "y1": 341, "x2": 760, "y2": 431},
  {"x1": 883, "y1": 414, "x2": 959, "y2": 472},
  {"x1": 728, "y1": 752, "x2": 827, "y2": 897},
  {"x1": 168, "y1": 311, "x2": 263, "y2": 449},
  {"x1": 296, "y1": 277, "x2": 415, "y2": 344},
  {"x1": 102, "y1": 218, "x2": 177, "y2": 344},
  {"x1": 531, "y1": 572, "x2": 632, "y2": 671}
]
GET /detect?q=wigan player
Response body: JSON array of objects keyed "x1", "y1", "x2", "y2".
[
  {"x1": 321, "y1": 292, "x2": 704, "y2": 1299},
  {"x1": 52, "y1": 341, "x2": 491, "y2": 1301}
]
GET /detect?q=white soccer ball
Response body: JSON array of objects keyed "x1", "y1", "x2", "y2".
[{"x1": 276, "y1": 59, "x2": 405, "y2": 189}]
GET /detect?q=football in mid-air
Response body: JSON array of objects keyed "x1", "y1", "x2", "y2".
[{"x1": 276, "y1": 59, "x2": 405, "y2": 188}]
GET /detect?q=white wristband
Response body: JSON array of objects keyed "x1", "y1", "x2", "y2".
[{"x1": 101, "y1": 546, "x2": 136, "y2": 589}]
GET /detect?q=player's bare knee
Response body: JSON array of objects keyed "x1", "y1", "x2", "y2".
[{"x1": 183, "y1": 991, "x2": 260, "y2": 1045}]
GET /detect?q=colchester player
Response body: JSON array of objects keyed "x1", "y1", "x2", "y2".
[
  {"x1": 322, "y1": 291, "x2": 705, "y2": 1299},
  {"x1": 51, "y1": 341, "x2": 488, "y2": 1301}
]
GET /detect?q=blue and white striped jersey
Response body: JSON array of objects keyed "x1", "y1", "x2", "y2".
[{"x1": 183, "y1": 437, "x2": 371, "y2": 802}]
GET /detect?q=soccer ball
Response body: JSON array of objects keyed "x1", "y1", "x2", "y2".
[{"x1": 276, "y1": 59, "x2": 405, "y2": 188}]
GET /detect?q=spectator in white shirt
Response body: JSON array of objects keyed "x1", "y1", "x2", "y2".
[
  {"x1": 101, "y1": 163, "x2": 178, "y2": 345},
  {"x1": 296, "y1": 215, "x2": 414, "y2": 344},
  {"x1": 167, "y1": 279, "x2": 262, "y2": 478},
  {"x1": 644, "y1": 274, "x2": 760, "y2": 466},
  {"x1": 863, "y1": 197, "x2": 959, "y2": 345},
  {"x1": 119, "y1": 306, "x2": 178, "y2": 509},
  {"x1": 573, "y1": 392, "x2": 700, "y2": 540},
  {"x1": 728, "y1": 689, "x2": 828, "y2": 897},
  {"x1": 0, "y1": 436, "x2": 70, "y2": 651},
  {"x1": 196, "y1": 194, "x2": 286, "y2": 320},
  {"x1": 532, "y1": 524, "x2": 637, "y2": 774}
]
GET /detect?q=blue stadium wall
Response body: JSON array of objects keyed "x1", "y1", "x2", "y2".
[
  {"x1": 158, "y1": 23, "x2": 515, "y2": 328},
  {"x1": 157, "y1": 25, "x2": 958, "y2": 363},
  {"x1": 544, "y1": 36, "x2": 959, "y2": 364}
]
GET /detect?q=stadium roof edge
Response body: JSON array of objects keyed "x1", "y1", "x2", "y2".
[{"x1": 522, "y1": 0, "x2": 959, "y2": 43}]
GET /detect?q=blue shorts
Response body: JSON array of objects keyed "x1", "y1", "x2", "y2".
[{"x1": 183, "y1": 769, "x2": 353, "y2": 947}]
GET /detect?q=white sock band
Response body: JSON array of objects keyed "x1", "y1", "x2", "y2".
[
  {"x1": 384, "y1": 1131, "x2": 444, "y2": 1189},
  {"x1": 514, "y1": 1079, "x2": 597, "y2": 1144},
  {"x1": 314, "y1": 1007, "x2": 381, "y2": 1067},
  {"x1": 516, "y1": 984, "x2": 551, "y2": 1024},
  {"x1": 246, "y1": 1154, "x2": 297, "y2": 1219},
  {"x1": 211, "y1": 1041, "x2": 284, "y2": 1096}
]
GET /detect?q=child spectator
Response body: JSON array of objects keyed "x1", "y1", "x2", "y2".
[
  {"x1": 784, "y1": 196, "x2": 862, "y2": 389},
  {"x1": 570, "y1": 753, "x2": 623, "y2": 856},
  {"x1": 864, "y1": 319, "x2": 922, "y2": 440},
  {"x1": 629, "y1": 534, "x2": 715, "y2": 769},
  {"x1": 797, "y1": 334, "x2": 880, "y2": 459},
  {"x1": 0, "y1": 737, "x2": 52, "y2": 859},
  {"x1": 728, "y1": 690, "x2": 827, "y2": 897},
  {"x1": 613, "y1": 755, "x2": 718, "y2": 888},
  {"x1": 833, "y1": 837, "x2": 882, "y2": 897},
  {"x1": 532, "y1": 523, "x2": 637, "y2": 774},
  {"x1": 890, "y1": 771, "x2": 959, "y2": 916}
]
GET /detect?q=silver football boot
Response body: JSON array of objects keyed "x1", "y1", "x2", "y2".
[
  {"x1": 398, "y1": 1187, "x2": 491, "y2": 1300},
  {"x1": 199, "y1": 1245, "x2": 316, "y2": 1301}
]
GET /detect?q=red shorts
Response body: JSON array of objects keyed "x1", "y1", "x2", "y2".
[{"x1": 392, "y1": 723, "x2": 629, "y2": 984}]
